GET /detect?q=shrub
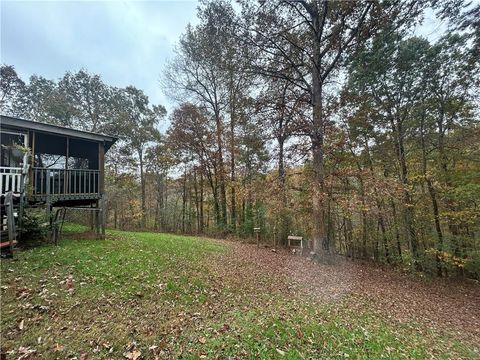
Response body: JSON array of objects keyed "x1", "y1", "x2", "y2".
[{"x1": 19, "y1": 208, "x2": 48, "y2": 243}]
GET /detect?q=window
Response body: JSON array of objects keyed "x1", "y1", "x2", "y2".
[{"x1": 1, "y1": 132, "x2": 26, "y2": 167}]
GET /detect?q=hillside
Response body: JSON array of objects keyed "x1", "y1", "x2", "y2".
[{"x1": 1, "y1": 227, "x2": 478, "y2": 358}]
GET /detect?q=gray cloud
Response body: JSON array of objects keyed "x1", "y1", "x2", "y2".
[{"x1": 1, "y1": 0, "x2": 199, "y2": 119}]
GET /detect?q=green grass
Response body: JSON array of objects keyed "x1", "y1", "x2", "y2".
[
  {"x1": 61, "y1": 222, "x2": 90, "y2": 233},
  {"x1": 2, "y1": 229, "x2": 222, "y2": 299},
  {"x1": 183, "y1": 302, "x2": 476, "y2": 359},
  {"x1": 1, "y1": 229, "x2": 477, "y2": 359}
]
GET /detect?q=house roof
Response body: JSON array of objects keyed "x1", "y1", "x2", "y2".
[{"x1": 0, "y1": 115, "x2": 118, "y2": 151}]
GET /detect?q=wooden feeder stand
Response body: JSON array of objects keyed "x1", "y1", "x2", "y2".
[
  {"x1": 254, "y1": 227, "x2": 260, "y2": 248},
  {"x1": 288, "y1": 235, "x2": 304, "y2": 253}
]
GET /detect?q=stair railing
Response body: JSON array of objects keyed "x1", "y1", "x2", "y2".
[
  {"x1": 5, "y1": 192, "x2": 17, "y2": 253},
  {"x1": 0, "y1": 167, "x2": 23, "y2": 195}
]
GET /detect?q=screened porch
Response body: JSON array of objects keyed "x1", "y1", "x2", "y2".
[
  {"x1": 1, "y1": 116, "x2": 115, "y2": 205},
  {"x1": 29, "y1": 131, "x2": 103, "y2": 201}
]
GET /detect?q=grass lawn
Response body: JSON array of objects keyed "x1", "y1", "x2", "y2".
[{"x1": 1, "y1": 226, "x2": 478, "y2": 359}]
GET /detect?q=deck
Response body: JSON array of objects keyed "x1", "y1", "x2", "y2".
[{"x1": 1, "y1": 166, "x2": 100, "y2": 202}]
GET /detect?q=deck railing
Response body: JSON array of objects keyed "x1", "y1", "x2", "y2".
[
  {"x1": 0, "y1": 167, "x2": 23, "y2": 194},
  {"x1": 32, "y1": 167, "x2": 100, "y2": 198}
]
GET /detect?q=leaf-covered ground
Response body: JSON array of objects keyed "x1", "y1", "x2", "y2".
[{"x1": 1, "y1": 227, "x2": 479, "y2": 359}]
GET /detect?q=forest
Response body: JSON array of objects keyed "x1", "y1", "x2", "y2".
[{"x1": 1, "y1": 0, "x2": 479, "y2": 278}]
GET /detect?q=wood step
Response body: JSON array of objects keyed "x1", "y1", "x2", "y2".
[{"x1": 0, "y1": 240, "x2": 17, "y2": 248}]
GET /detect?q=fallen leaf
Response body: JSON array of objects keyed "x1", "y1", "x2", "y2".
[
  {"x1": 125, "y1": 350, "x2": 142, "y2": 360},
  {"x1": 16, "y1": 288, "x2": 32, "y2": 300},
  {"x1": 198, "y1": 337, "x2": 207, "y2": 344},
  {"x1": 65, "y1": 275, "x2": 74, "y2": 289},
  {"x1": 149, "y1": 345, "x2": 159, "y2": 360},
  {"x1": 17, "y1": 318, "x2": 24, "y2": 330},
  {"x1": 219, "y1": 323, "x2": 230, "y2": 334},
  {"x1": 17, "y1": 346, "x2": 37, "y2": 359}
]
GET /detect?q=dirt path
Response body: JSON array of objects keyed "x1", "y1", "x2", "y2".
[{"x1": 208, "y1": 240, "x2": 480, "y2": 343}]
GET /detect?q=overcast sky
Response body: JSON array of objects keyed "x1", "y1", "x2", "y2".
[
  {"x1": 1, "y1": 0, "x2": 199, "y2": 117},
  {"x1": 1, "y1": 1, "x2": 463, "y2": 122}
]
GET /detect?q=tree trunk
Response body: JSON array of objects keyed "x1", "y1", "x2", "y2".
[
  {"x1": 350, "y1": 144, "x2": 368, "y2": 259},
  {"x1": 364, "y1": 139, "x2": 390, "y2": 263},
  {"x1": 154, "y1": 202, "x2": 159, "y2": 230},
  {"x1": 164, "y1": 175, "x2": 168, "y2": 231},
  {"x1": 278, "y1": 136, "x2": 289, "y2": 246},
  {"x1": 211, "y1": 174, "x2": 221, "y2": 227},
  {"x1": 214, "y1": 109, "x2": 227, "y2": 227},
  {"x1": 311, "y1": 14, "x2": 327, "y2": 256},
  {"x1": 421, "y1": 114, "x2": 444, "y2": 275},
  {"x1": 138, "y1": 148, "x2": 146, "y2": 229},
  {"x1": 200, "y1": 171, "x2": 204, "y2": 232},
  {"x1": 391, "y1": 200, "x2": 402, "y2": 259},
  {"x1": 182, "y1": 168, "x2": 187, "y2": 233},
  {"x1": 230, "y1": 106, "x2": 237, "y2": 231},
  {"x1": 437, "y1": 113, "x2": 461, "y2": 259},
  {"x1": 379, "y1": 216, "x2": 389, "y2": 263},
  {"x1": 391, "y1": 116, "x2": 418, "y2": 263},
  {"x1": 358, "y1": 176, "x2": 368, "y2": 259},
  {"x1": 158, "y1": 172, "x2": 164, "y2": 231}
]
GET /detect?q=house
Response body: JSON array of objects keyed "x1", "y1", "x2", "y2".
[{"x1": 1, "y1": 115, "x2": 117, "y2": 250}]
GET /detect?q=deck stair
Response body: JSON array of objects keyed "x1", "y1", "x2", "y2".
[{"x1": 1, "y1": 192, "x2": 20, "y2": 257}]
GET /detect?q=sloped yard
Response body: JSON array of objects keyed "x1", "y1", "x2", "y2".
[{"x1": 1, "y1": 228, "x2": 479, "y2": 359}]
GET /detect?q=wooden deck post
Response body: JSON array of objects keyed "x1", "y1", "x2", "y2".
[
  {"x1": 18, "y1": 177, "x2": 24, "y2": 241},
  {"x1": 89, "y1": 203, "x2": 94, "y2": 231},
  {"x1": 18, "y1": 131, "x2": 30, "y2": 237},
  {"x1": 95, "y1": 201, "x2": 100, "y2": 238},
  {"x1": 6, "y1": 193, "x2": 16, "y2": 255},
  {"x1": 99, "y1": 142, "x2": 105, "y2": 194},
  {"x1": 45, "y1": 168, "x2": 55, "y2": 244},
  {"x1": 65, "y1": 136, "x2": 69, "y2": 194},
  {"x1": 99, "y1": 142, "x2": 106, "y2": 239},
  {"x1": 45, "y1": 169, "x2": 51, "y2": 221},
  {"x1": 100, "y1": 196, "x2": 106, "y2": 239},
  {"x1": 29, "y1": 131, "x2": 36, "y2": 196}
]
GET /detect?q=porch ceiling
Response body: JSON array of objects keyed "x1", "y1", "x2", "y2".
[{"x1": 0, "y1": 115, "x2": 117, "y2": 151}]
